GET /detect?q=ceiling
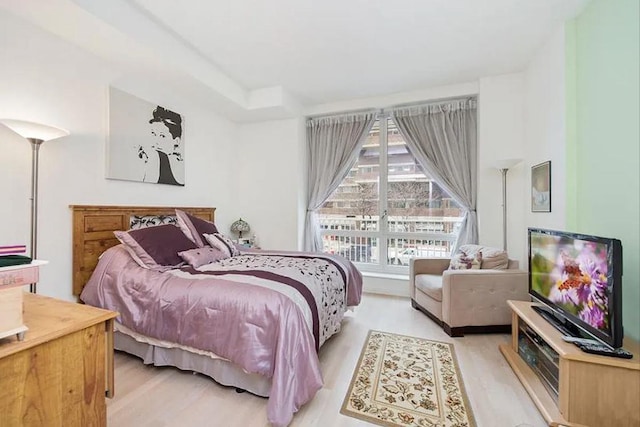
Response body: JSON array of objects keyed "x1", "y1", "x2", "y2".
[
  {"x1": 2, "y1": 0, "x2": 589, "y2": 120},
  {"x1": 130, "y1": 0, "x2": 588, "y2": 104}
]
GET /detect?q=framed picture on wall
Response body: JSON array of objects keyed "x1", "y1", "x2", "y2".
[
  {"x1": 107, "y1": 87, "x2": 185, "y2": 186},
  {"x1": 531, "y1": 161, "x2": 551, "y2": 212}
]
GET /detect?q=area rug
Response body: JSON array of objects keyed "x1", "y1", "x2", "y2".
[{"x1": 341, "y1": 330, "x2": 476, "y2": 427}]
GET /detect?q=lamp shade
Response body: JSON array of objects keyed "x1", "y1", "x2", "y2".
[
  {"x1": 493, "y1": 158, "x2": 523, "y2": 170},
  {"x1": 0, "y1": 119, "x2": 69, "y2": 142},
  {"x1": 230, "y1": 218, "x2": 250, "y2": 236}
]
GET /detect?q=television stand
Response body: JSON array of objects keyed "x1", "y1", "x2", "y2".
[
  {"x1": 531, "y1": 305, "x2": 580, "y2": 338},
  {"x1": 500, "y1": 300, "x2": 640, "y2": 427}
]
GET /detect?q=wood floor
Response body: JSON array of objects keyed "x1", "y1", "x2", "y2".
[{"x1": 107, "y1": 293, "x2": 546, "y2": 427}]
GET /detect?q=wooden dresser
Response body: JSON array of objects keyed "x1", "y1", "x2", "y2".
[{"x1": 0, "y1": 293, "x2": 118, "y2": 427}]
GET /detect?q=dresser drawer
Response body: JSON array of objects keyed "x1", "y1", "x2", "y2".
[{"x1": 0, "y1": 266, "x2": 39, "y2": 289}]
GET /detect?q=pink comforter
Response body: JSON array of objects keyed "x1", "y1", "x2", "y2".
[{"x1": 80, "y1": 245, "x2": 362, "y2": 426}]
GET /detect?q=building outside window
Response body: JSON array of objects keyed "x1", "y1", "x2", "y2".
[{"x1": 317, "y1": 117, "x2": 463, "y2": 272}]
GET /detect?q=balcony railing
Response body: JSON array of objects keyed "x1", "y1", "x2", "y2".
[{"x1": 319, "y1": 214, "x2": 460, "y2": 267}]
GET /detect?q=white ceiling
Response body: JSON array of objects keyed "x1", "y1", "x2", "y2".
[
  {"x1": 2, "y1": 0, "x2": 589, "y2": 120},
  {"x1": 130, "y1": 0, "x2": 588, "y2": 105}
]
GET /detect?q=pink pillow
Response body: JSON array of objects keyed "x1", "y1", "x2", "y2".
[
  {"x1": 178, "y1": 247, "x2": 229, "y2": 268},
  {"x1": 204, "y1": 233, "x2": 240, "y2": 257},
  {"x1": 114, "y1": 224, "x2": 197, "y2": 271},
  {"x1": 175, "y1": 209, "x2": 219, "y2": 247}
]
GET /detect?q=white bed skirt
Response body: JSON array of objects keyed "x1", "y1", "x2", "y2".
[{"x1": 114, "y1": 330, "x2": 271, "y2": 397}]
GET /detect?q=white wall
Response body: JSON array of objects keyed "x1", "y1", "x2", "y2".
[
  {"x1": 523, "y1": 25, "x2": 567, "y2": 237},
  {"x1": 477, "y1": 74, "x2": 527, "y2": 266},
  {"x1": 0, "y1": 11, "x2": 237, "y2": 302},
  {"x1": 234, "y1": 118, "x2": 306, "y2": 250}
]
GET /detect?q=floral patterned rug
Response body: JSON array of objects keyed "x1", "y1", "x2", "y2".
[{"x1": 341, "y1": 330, "x2": 476, "y2": 427}]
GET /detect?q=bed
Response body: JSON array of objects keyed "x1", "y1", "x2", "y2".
[{"x1": 70, "y1": 205, "x2": 363, "y2": 427}]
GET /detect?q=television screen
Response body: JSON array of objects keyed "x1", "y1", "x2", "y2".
[{"x1": 529, "y1": 228, "x2": 623, "y2": 347}]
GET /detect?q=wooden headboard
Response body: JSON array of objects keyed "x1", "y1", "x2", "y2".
[{"x1": 70, "y1": 205, "x2": 215, "y2": 297}]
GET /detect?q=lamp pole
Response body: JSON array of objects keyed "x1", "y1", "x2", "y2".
[
  {"x1": 28, "y1": 138, "x2": 44, "y2": 293},
  {"x1": 499, "y1": 167, "x2": 509, "y2": 252},
  {"x1": 493, "y1": 158, "x2": 522, "y2": 253}
]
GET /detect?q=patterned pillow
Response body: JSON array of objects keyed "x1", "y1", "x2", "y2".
[
  {"x1": 178, "y1": 247, "x2": 229, "y2": 268},
  {"x1": 458, "y1": 244, "x2": 509, "y2": 270},
  {"x1": 114, "y1": 224, "x2": 197, "y2": 271},
  {"x1": 449, "y1": 249, "x2": 482, "y2": 270},
  {"x1": 175, "y1": 209, "x2": 218, "y2": 247},
  {"x1": 204, "y1": 233, "x2": 240, "y2": 257}
]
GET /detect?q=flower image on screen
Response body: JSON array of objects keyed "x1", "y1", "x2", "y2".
[{"x1": 530, "y1": 233, "x2": 611, "y2": 333}]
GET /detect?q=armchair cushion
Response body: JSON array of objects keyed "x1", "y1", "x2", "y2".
[{"x1": 414, "y1": 274, "x2": 443, "y2": 302}]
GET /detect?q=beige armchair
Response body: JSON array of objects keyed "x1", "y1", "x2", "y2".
[{"x1": 410, "y1": 257, "x2": 529, "y2": 336}]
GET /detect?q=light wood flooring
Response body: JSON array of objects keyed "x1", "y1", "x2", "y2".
[{"x1": 108, "y1": 293, "x2": 546, "y2": 427}]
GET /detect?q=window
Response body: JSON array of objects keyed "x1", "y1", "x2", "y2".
[{"x1": 318, "y1": 117, "x2": 463, "y2": 271}]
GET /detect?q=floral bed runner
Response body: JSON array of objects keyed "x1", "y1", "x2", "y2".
[{"x1": 341, "y1": 330, "x2": 476, "y2": 427}]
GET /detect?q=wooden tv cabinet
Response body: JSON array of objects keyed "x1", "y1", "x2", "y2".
[{"x1": 500, "y1": 300, "x2": 639, "y2": 427}]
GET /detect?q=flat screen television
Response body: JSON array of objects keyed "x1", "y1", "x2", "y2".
[{"x1": 528, "y1": 228, "x2": 623, "y2": 348}]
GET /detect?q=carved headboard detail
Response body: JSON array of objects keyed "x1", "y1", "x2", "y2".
[{"x1": 70, "y1": 205, "x2": 215, "y2": 297}]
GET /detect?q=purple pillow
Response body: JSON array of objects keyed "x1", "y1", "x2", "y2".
[
  {"x1": 114, "y1": 224, "x2": 197, "y2": 271},
  {"x1": 176, "y1": 209, "x2": 218, "y2": 247},
  {"x1": 178, "y1": 247, "x2": 229, "y2": 268}
]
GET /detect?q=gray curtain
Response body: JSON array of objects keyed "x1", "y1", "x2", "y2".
[
  {"x1": 390, "y1": 98, "x2": 478, "y2": 252},
  {"x1": 304, "y1": 112, "x2": 376, "y2": 252}
]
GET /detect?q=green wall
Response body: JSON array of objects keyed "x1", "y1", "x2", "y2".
[{"x1": 566, "y1": 0, "x2": 640, "y2": 340}]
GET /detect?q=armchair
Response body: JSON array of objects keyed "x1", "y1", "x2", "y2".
[{"x1": 410, "y1": 256, "x2": 529, "y2": 336}]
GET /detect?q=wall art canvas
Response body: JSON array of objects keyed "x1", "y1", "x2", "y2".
[
  {"x1": 107, "y1": 87, "x2": 185, "y2": 186},
  {"x1": 531, "y1": 161, "x2": 551, "y2": 212}
]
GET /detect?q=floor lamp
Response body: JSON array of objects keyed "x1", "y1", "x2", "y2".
[
  {"x1": 493, "y1": 158, "x2": 522, "y2": 252},
  {"x1": 0, "y1": 119, "x2": 69, "y2": 293}
]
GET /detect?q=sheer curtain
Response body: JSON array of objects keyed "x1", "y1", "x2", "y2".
[
  {"x1": 390, "y1": 98, "x2": 478, "y2": 252},
  {"x1": 304, "y1": 112, "x2": 376, "y2": 252}
]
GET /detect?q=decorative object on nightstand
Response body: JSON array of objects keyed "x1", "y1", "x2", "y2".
[
  {"x1": 0, "y1": 119, "x2": 69, "y2": 293},
  {"x1": 230, "y1": 218, "x2": 250, "y2": 240},
  {"x1": 493, "y1": 158, "x2": 522, "y2": 251}
]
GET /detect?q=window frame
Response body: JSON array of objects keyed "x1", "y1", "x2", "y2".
[{"x1": 319, "y1": 113, "x2": 459, "y2": 274}]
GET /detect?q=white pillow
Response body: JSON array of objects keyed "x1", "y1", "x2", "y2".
[{"x1": 204, "y1": 233, "x2": 240, "y2": 257}]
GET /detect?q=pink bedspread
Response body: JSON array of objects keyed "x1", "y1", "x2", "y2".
[{"x1": 81, "y1": 245, "x2": 362, "y2": 426}]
